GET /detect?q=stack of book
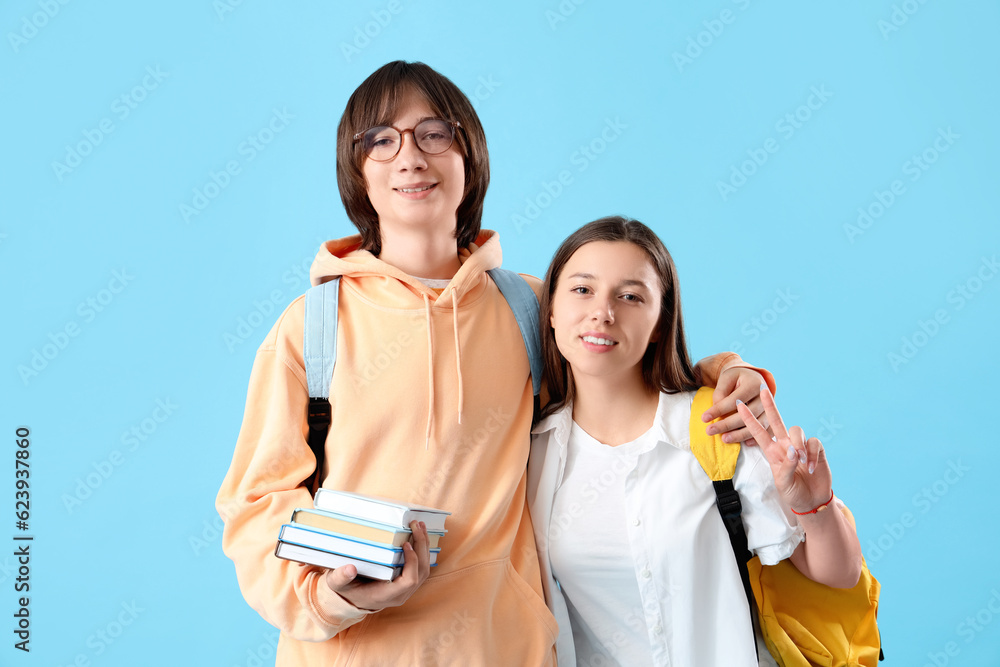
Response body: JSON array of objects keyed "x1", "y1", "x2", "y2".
[{"x1": 275, "y1": 489, "x2": 450, "y2": 581}]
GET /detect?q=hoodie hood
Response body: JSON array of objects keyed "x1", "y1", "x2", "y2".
[{"x1": 309, "y1": 230, "x2": 503, "y2": 308}]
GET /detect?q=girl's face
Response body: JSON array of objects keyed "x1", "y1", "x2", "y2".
[
  {"x1": 549, "y1": 241, "x2": 663, "y2": 387},
  {"x1": 362, "y1": 90, "x2": 466, "y2": 240}
]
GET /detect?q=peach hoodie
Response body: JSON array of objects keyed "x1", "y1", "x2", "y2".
[{"x1": 216, "y1": 230, "x2": 756, "y2": 666}]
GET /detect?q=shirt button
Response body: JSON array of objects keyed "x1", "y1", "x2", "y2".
[
  {"x1": 653, "y1": 624, "x2": 663, "y2": 635},
  {"x1": 640, "y1": 568, "x2": 651, "y2": 579},
  {"x1": 632, "y1": 518, "x2": 641, "y2": 526}
]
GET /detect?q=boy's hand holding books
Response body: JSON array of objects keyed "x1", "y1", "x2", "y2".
[
  {"x1": 275, "y1": 489, "x2": 451, "y2": 612},
  {"x1": 323, "y1": 520, "x2": 432, "y2": 612}
]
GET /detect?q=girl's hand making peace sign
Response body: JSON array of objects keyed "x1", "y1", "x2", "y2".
[
  {"x1": 737, "y1": 384, "x2": 864, "y2": 589},
  {"x1": 736, "y1": 384, "x2": 833, "y2": 517}
]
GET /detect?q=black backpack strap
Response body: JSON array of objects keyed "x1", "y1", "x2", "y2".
[
  {"x1": 712, "y1": 478, "x2": 760, "y2": 663},
  {"x1": 304, "y1": 398, "x2": 331, "y2": 494}
]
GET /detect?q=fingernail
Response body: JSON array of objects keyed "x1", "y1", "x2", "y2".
[
  {"x1": 787, "y1": 445, "x2": 796, "y2": 461},
  {"x1": 760, "y1": 383, "x2": 767, "y2": 393},
  {"x1": 736, "y1": 399, "x2": 744, "y2": 407},
  {"x1": 705, "y1": 425, "x2": 715, "y2": 435},
  {"x1": 798, "y1": 449, "x2": 807, "y2": 465},
  {"x1": 701, "y1": 411, "x2": 712, "y2": 422},
  {"x1": 809, "y1": 462, "x2": 816, "y2": 474},
  {"x1": 420, "y1": 521, "x2": 426, "y2": 530}
]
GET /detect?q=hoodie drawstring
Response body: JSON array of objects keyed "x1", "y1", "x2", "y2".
[
  {"x1": 422, "y1": 288, "x2": 467, "y2": 447},
  {"x1": 452, "y1": 290, "x2": 464, "y2": 424},
  {"x1": 423, "y1": 294, "x2": 435, "y2": 450}
]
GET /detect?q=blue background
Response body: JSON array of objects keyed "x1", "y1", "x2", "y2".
[{"x1": 3, "y1": 1, "x2": 998, "y2": 665}]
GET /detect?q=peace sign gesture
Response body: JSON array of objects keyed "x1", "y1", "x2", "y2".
[{"x1": 736, "y1": 385, "x2": 833, "y2": 516}]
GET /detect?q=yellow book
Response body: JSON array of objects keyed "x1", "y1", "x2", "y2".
[{"x1": 291, "y1": 509, "x2": 445, "y2": 549}]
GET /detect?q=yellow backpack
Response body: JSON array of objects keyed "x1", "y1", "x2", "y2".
[{"x1": 689, "y1": 387, "x2": 883, "y2": 666}]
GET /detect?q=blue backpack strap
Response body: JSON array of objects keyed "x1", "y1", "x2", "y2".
[
  {"x1": 487, "y1": 268, "x2": 543, "y2": 397},
  {"x1": 301, "y1": 278, "x2": 339, "y2": 492},
  {"x1": 304, "y1": 278, "x2": 339, "y2": 399}
]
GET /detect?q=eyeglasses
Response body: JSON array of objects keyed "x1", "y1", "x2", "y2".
[{"x1": 353, "y1": 119, "x2": 461, "y2": 162}]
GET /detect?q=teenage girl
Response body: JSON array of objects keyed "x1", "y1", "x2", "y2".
[{"x1": 528, "y1": 216, "x2": 862, "y2": 666}]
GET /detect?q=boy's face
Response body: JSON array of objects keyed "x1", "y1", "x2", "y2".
[{"x1": 362, "y1": 91, "x2": 466, "y2": 245}]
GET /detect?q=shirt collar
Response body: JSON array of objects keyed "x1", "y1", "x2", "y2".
[
  {"x1": 531, "y1": 403, "x2": 572, "y2": 441},
  {"x1": 532, "y1": 390, "x2": 695, "y2": 450},
  {"x1": 652, "y1": 390, "x2": 694, "y2": 450}
]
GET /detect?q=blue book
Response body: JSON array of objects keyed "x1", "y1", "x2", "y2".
[
  {"x1": 278, "y1": 524, "x2": 440, "y2": 567},
  {"x1": 275, "y1": 542, "x2": 404, "y2": 581}
]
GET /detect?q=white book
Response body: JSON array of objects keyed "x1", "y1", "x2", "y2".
[
  {"x1": 279, "y1": 524, "x2": 440, "y2": 566},
  {"x1": 275, "y1": 542, "x2": 403, "y2": 581},
  {"x1": 314, "y1": 489, "x2": 451, "y2": 532}
]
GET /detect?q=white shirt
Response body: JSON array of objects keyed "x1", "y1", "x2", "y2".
[
  {"x1": 551, "y1": 422, "x2": 659, "y2": 666},
  {"x1": 527, "y1": 391, "x2": 804, "y2": 667}
]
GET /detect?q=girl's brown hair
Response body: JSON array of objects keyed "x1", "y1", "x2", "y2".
[
  {"x1": 336, "y1": 61, "x2": 489, "y2": 255},
  {"x1": 539, "y1": 216, "x2": 699, "y2": 419}
]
